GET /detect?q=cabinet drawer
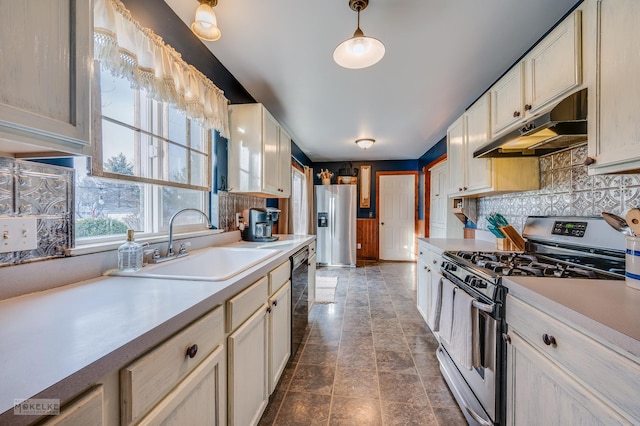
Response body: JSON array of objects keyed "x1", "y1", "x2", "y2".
[
  {"x1": 308, "y1": 241, "x2": 316, "y2": 255},
  {"x1": 269, "y1": 260, "x2": 290, "y2": 295},
  {"x1": 227, "y1": 277, "x2": 268, "y2": 332},
  {"x1": 121, "y1": 306, "x2": 224, "y2": 425},
  {"x1": 426, "y1": 250, "x2": 442, "y2": 270},
  {"x1": 42, "y1": 386, "x2": 103, "y2": 426},
  {"x1": 507, "y1": 295, "x2": 640, "y2": 422}
]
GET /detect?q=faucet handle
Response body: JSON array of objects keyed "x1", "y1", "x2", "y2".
[{"x1": 178, "y1": 243, "x2": 188, "y2": 255}]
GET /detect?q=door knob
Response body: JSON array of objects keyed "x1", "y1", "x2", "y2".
[{"x1": 381, "y1": 222, "x2": 385, "y2": 225}]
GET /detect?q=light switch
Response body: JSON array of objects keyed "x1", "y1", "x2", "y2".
[{"x1": 0, "y1": 216, "x2": 38, "y2": 253}]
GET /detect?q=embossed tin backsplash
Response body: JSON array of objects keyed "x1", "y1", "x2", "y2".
[
  {"x1": 0, "y1": 157, "x2": 73, "y2": 266},
  {"x1": 477, "y1": 144, "x2": 640, "y2": 233}
]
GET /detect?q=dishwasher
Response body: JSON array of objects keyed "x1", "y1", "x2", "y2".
[{"x1": 290, "y1": 247, "x2": 309, "y2": 357}]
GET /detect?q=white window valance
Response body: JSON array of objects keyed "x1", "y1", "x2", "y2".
[{"x1": 93, "y1": 0, "x2": 230, "y2": 138}]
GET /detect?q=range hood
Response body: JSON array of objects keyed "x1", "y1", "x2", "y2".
[{"x1": 473, "y1": 89, "x2": 587, "y2": 158}]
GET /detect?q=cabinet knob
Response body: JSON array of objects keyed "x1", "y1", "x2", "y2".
[
  {"x1": 502, "y1": 333, "x2": 511, "y2": 344},
  {"x1": 273, "y1": 300, "x2": 278, "y2": 307},
  {"x1": 524, "y1": 104, "x2": 532, "y2": 111},
  {"x1": 463, "y1": 186, "x2": 468, "y2": 191},
  {"x1": 583, "y1": 157, "x2": 596, "y2": 166},
  {"x1": 513, "y1": 110, "x2": 521, "y2": 118},
  {"x1": 433, "y1": 259, "x2": 437, "y2": 264},
  {"x1": 267, "y1": 306, "x2": 272, "y2": 313},
  {"x1": 542, "y1": 333, "x2": 557, "y2": 346},
  {"x1": 458, "y1": 187, "x2": 463, "y2": 191},
  {"x1": 381, "y1": 222, "x2": 385, "y2": 225},
  {"x1": 186, "y1": 344, "x2": 198, "y2": 359},
  {"x1": 419, "y1": 251, "x2": 423, "y2": 255}
]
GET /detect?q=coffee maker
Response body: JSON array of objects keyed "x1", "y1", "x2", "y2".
[{"x1": 242, "y1": 207, "x2": 280, "y2": 242}]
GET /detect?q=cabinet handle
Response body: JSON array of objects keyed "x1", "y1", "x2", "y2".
[
  {"x1": 542, "y1": 333, "x2": 557, "y2": 346},
  {"x1": 273, "y1": 300, "x2": 278, "y2": 307},
  {"x1": 513, "y1": 110, "x2": 521, "y2": 118},
  {"x1": 186, "y1": 344, "x2": 198, "y2": 359},
  {"x1": 502, "y1": 333, "x2": 511, "y2": 344},
  {"x1": 583, "y1": 157, "x2": 596, "y2": 166},
  {"x1": 524, "y1": 104, "x2": 532, "y2": 111}
]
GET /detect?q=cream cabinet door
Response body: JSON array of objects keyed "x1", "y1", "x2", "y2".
[
  {"x1": 589, "y1": 0, "x2": 640, "y2": 173},
  {"x1": 228, "y1": 305, "x2": 269, "y2": 426},
  {"x1": 447, "y1": 116, "x2": 466, "y2": 195},
  {"x1": 506, "y1": 331, "x2": 626, "y2": 426},
  {"x1": 490, "y1": 63, "x2": 525, "y2": 137},
  {"x1": 429, "y1": 161, "x2": 448, "y2": 236},
  {"x1": 464, "y1": 94, "x2": 492, "y2": 193},
  {"x1": 268, "y1": 281, "x2": 291, "y2": 394},
  {"x1": 525, "y1": 11, "x2": 582, "y2": 114},
  {"x1": 262, "y1": 110, "x2": 281, "y2": 195},
  {"x1": 0, "y1": 0, "x2": 92, "y2": 155},
  {"x1": 416, "y1": 256, "x2": 430, "y2": 324},
  {"x1": 137, "y1": 345, "x2": 226, "y2": 426},
  {"x1": 278, "y1": 128, "x2": 292, "y2": 197}
]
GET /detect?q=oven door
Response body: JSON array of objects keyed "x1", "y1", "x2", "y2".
[{"x1": 437, "y1": 279, "x2": 498, "y2": 425}]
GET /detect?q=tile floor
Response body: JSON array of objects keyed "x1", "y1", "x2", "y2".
[{"x1": 259, "y1": 261, "x2": 466, "y2": 425}]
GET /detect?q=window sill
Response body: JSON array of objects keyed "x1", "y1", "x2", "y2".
[{"x1": 65, "y1": 229, "x2": 225, "y2": 256}]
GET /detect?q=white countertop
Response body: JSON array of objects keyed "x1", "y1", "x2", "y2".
[
  {"x1": 503, "y1": 276, "x2": 640, "y2": 359},
  {"x1": 0, "y1": 234, "x2": 313, "y2": 421}
]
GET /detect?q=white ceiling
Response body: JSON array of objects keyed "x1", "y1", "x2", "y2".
[{"x1": 165, "y1": 0, "x2": 579, "y2": 162}]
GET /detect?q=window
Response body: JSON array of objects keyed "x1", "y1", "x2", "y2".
[
  {"x1": 291, "y1": 166, "x2": 308, "y2": 235},
  {"x1": 74, "y1": 71, "x2": 211, "y2": 242}
]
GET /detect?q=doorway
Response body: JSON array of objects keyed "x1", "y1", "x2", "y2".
[{"x1": 378, "y1": 172, "x2": 417, "y2": 261}]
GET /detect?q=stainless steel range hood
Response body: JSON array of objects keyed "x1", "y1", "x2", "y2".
[{"x1": 473, "y1": 89, "x2": 587, "y2": 158}]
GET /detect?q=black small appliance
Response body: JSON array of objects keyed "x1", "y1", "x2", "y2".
[{"x1": 242, "y1": 207, "x2": 280, "y2": 242}]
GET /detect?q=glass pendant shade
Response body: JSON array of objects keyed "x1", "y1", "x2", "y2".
[
  {"x1": 191, "y1": 3, "x2": 221, "y2": 41},
  {"x1": 334, "y1": 29, "x2": 385, "y2": 69},
  {"x1": 355, "y1": 138, "x2": 375, "y2": 149}
]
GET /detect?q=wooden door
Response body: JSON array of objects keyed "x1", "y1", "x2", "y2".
[
  {"x1": 378, "y1": 174, "x2": 416, "y2": 261},
  {"x1": 228, "y1": 305, "x2": 269, "y2": 426}
]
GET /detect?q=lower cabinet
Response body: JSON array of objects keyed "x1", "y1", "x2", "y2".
[
  {"x1": 416, "y1": 243, "x2": 443, "y2": 333},
  {"x1": 120, "y1": 306, "x2": 225, "y2": 425},
  {"x1": 228, "y1": 305, "x2": 269, "y2": 426},
  {"x1": 506, "y1": 331, "x2": 625, "y2": 425},
  {"x1": 40, "y1": 386, "x2": 104, "y2": 426},
  {"x1": 268, "y1": 281, "x2": 291, "y2": 394},
  {"x1": 505, "y1": 294, "x2": 640, "y2": 425},
  {"x1": 138, "y1": 346, "x2": 226, "y2": 426}
]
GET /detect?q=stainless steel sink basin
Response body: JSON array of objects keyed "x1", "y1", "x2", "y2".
[{"x1": 110, "y1": 247, "x2": 281, "y2": 281}]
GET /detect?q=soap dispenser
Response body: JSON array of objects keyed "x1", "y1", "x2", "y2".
[{"x1": 118, "y1": 229, "x2": 143, "y2": 272}]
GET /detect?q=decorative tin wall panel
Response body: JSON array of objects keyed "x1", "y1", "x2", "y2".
[
  {"x1": 217, "y1": 191, "x2": 266, "y2": 232},
  {"x1": 0, "y1": 158, "x2": 73, "y2": 267},
  {"x1": 477, "y1": 144, "x2": 640, "y2": 233}
]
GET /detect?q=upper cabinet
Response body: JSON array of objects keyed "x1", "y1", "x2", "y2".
[
  {"x1": 448, "y1": 94, "x2": 539, "y2": 197},
  {"x1": 0, "y1": 0, "x2": 93, "y2": 156},
  {"x1": 491, "y1": 10, "x2": 582, "y2": 138},
  {"x1": 586, "y1": 0, "x2": 640, "y2": 174},
  {"x1": 228, "y1": 104, "x2": 292, "y2": 198}
]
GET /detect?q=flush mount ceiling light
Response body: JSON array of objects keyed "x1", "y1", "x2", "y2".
[
  {"x1": 333, "y1": 0, "x2": 385, "y2": 69},
  {"x1": 191, "y1": 0, "x2": 221, "y2": 41},
  {"x1": 355, "y1": 138, "x2": 375, "y2": 149}
]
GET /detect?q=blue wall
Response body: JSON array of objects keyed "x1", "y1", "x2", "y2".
[
  {"x1": 418, "y1": 136, "x2": 447, "y2": 170},
  {"x1": 312, "y1": 160, "x2": 418, "y2": 219}
]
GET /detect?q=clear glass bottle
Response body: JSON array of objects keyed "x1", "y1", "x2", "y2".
[{"x1": 118, "y1": 229, "x2": 143, "y2": 272}]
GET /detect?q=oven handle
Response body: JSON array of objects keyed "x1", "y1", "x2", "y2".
[
  {"x1": 472, "y1": 300, "x2": 494, "y2": 314},
  {"x1": 436, "y1": 347, "x2": 493, "y2": 426}
]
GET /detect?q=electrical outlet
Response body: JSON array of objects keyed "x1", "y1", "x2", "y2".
[
  {"x1": 0, "y1": 216, "x2": 38, "y2": 253},
  {"x1": 357, "y1": 243, "x2": 362, "y2": 249},
  {"x1": 235, "y1": 213, "x2": 242, "y2": 228}
]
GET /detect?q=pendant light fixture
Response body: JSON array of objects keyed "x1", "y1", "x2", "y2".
[
  {"x1": 355, "y1": 138, "x2": 375, "y2": 149},
  {"x1": 333, "y1": 0, "x2": 385, "y2": 69},
  {"x1": 191, "y1": 0, "x2": 221, "y2": 41}
]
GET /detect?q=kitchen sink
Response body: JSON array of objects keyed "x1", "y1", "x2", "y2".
[{"x1": 110, "y1": 247, "x2": 281, "y2": 281}]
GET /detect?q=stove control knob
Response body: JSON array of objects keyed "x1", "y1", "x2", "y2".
[
  {"x1": 474, "y1": 279, "x2": 488, "y2": 289},
  {"x1": 443, "y1": 263, "x2": 457, "y2": 272}
]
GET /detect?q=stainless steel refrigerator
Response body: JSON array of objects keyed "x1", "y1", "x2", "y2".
[{"x1": 315, "y1": 184, "x2": 356, "y2": 266}]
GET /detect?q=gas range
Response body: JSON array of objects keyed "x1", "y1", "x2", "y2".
[{"x1": 442, "y1": 216, "x2": 626, "y2": 293}]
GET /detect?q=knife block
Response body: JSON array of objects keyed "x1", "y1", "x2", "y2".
[
  {"x1": 496, "y1": 238, "x2": 517, "y2": 251},
  {"x1": 499, "y1": 225, "x2": 526, "y2": 251}
]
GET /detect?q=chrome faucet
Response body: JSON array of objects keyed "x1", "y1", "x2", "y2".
[{"x1": 166, "y1": 208, "x2": 214, "y2": 258}]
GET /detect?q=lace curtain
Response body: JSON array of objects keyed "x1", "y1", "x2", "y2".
[{"x1": 93, "y1": 0, "x2": 230, "y2": 138}]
